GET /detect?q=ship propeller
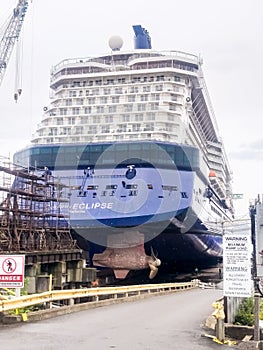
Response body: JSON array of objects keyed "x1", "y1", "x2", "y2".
[{"x1": 148, "y1": 247, "x2": 161, "y2": 279}]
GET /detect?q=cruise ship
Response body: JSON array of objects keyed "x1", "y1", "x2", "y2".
[{"x1": 14, "y1": 25, "x2": 234, "y2": 279}]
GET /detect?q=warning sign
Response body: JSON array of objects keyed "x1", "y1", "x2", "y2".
[
  {"x1": 0, "y1": 255, "x2": 25, "y2": 288},
  {"x1": 223, "y1": 233, "x2": 252, "y2": 297}
]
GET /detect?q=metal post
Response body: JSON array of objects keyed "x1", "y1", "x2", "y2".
[
  {"x1": 250, "y1": 202, "x2": 261, "y2": 341},
  {"x1": 254, "y1": 292, "x2": 260, "y2": 341},
  {"x1": 250, "y1": 204, "x2": 257, "y2": 290}
]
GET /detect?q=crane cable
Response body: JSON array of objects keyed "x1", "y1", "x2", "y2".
[{"x1": 14, "y1": 34, "x2": 23, "y2": 102}]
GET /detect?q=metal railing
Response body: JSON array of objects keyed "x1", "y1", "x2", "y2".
[{"x1": 0, "y1": 281, "x2": 198, "y2": 313}]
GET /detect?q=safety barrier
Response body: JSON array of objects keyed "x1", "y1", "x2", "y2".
[
  {"x1": 0, "y1": 280, "x2": 198, "y2": 313},
  {"x1": 198, "y1": 281, "x2": 217, "y2": 289}
]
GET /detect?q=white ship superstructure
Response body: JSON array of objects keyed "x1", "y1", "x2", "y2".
[{"x1": 32, "y1": 45, "x2": 231, "y2": 205}]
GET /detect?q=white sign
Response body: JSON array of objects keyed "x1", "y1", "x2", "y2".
[
  {"x1": 223, "y1": 233, "x2": 252, "y2": 297},
  {"x1": 0, "y1": 255, "x2": 25, "y2": 288},
  {"x1": 256, "y1": 202, "x2": 263, "y2": 277}
]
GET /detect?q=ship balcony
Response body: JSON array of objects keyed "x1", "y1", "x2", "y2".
[
  {"x1": 206, "y1": 140, "x2": 222, "y2": 149},
  {"x1": 206, "y1": 154, "x2": 223, "y2": 165},
  {"x1": 31, "y1": 131, "x2": 176, "y2": 145},
  {"x1": 209, "y1": 178, "x2": 226, "y2": 199}
]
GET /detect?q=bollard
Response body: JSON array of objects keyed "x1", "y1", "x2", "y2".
[
  {"x1": 215, "y1": 318, "x2": 225, "y2": 342},
  {"x1": 212, "y1": 301, "x2": 225, "y2": 342}
]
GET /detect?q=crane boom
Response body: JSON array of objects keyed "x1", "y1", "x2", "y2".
[{"x1": 0, "y1": 1, "x2": 29, "y2": 87}]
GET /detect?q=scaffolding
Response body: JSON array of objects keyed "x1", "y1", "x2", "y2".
[{"x1": 0, "y1": 156, "x2": 76, "y2": 252}]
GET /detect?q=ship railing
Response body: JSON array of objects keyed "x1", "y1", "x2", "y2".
[
  {"x1": 50, "y1": 50, "x2": 200, "y2": 72},
  {"x1": 0, "y1": 281, "x2": 198, "y2": 313}
]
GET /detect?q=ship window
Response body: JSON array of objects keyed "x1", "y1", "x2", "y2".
[
  {"x1": 60, "y1": 108, "x2": 67, "y2": 115},
  {"x1": 106, "y1": 79, "x2": 114, "y2": 85},
  {"x1": 146, "y1": 113, "x2": 155, "y2": 121},
  {"x1": 155, "y1": 85, "x2": 163, "y2": 91},
  {"x1": 100, "y1": 97, "x2": 108, "y2": 104},
  {"x1": 125, "y1": 184, "x2": 138, "y2": 189},
  {"x1": 135, "y1": 114, "x2": 143, "y2": 121},
  {"x1": 112, "y1": 96, "x2": 120, "y2": 103},
  {"x1": 151, "y1": 94, "x2": 160, "y2": 101},
  {"x1": 122, "y1": 114, "x2": 130, "y2": 122},
  {"x1": 65, "y1": 99, "x2": 72, "y2": 106},
  {"x1": 68, "y1": 117, "x2": 76, "y2": 124},
  {"x1": 31, "y1": 148, "x2": 40, "y2": 155},
  {"x1": 109, "y1": 106, "x2": 117, "y2": 113},
  {"x1": 93, "y1": 116, "x2": 101, "y2": 123},
  {"x1": 156, "y1": 75, "x2": 164, "y2": 81},
  {"x1": 101, "y1": 126, "x2": 110, "y2": 133},
  {"x1": 137, "y1": 104, "x2": 146, "y2": 111},
  {"x1": 128, "y1": 95, "x2": 136, "y2": 102},
  {"x1": 140, "y1": 95, "x2": 148, "y2": 102},
  {"x1": 87, "y1": 185, "x2": 98, "y2": 190},
  {"x1": 84, "y1": 107, "x2": 92, "y2": 114},
  {"x1": 92, "y1": 145, "x2": 103, "y2": 152},
  {"x1": 169, "y1": 103, "x2": 176, "y2": 111},
  {"x1": 88, "y1": 126, "x2": 97, "y2": 134},
  {"x1": 162, "y1": 185, "x2": 177, "y2": 191},
  {"x1": 69, "y1": 90, "x2": 77, "y2": 97},
  {"x1": 56, "y1": 118, "x2": 63, "y2": 125},
  {"x1": 132, "y1": 124, "x2": 141, "y2": 132},
  {"x1": 150, "y1": 103, "x2": 159, "y2": 110},
  {"x1": 96, "y1": 106, "x2": 104, "y2": 114},
  {"x1": 115, "y1": 87, "x2": 122, "y2": 94},
  {"x1": 105, "y1": 115, "x2": 113, "y2": 123},
  {"x1": 88, "y1": 98, "x2": 95, "y2": 104},
  {"x1": 143, "y1": 86, "x2": 150, "y2": 92},
  {"x1": 132, "y1": 77, "x2": 141, "y2": 83},
  {"x1": 117, "y1": 124, "x2": 127, "y2": 132},
  {"x1": 106, "y1": 185, "x2": 118, "y2": 189},
  {"x1": 104, "y1": 88, "x2": 111, "y2": 95},
  {"x1": 65, "y1": 146, "x2": 78, "y2": 153},
  {"x1": 72, "y1": 108, "x2": 79, "y2": 115},
  {"x1": 75, "y1": 126, "x2": 83, "y2": 134},
  {"x1": 130, "y1": 86, "x2": 138, "y2": 93},
  {"x1": 40, "y1": 147, "x2": 52, "y2": 154},
  {"x1": 145, "y1": 123, "x2": 154, "y2": 131},
  {"x1": 124, "y1": 104, "x2": 133, "y2": 112},
  {"x1": 117, "y1": 78, "x2": 126, "y2": 83}
]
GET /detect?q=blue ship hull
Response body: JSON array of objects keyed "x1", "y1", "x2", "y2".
[{"x1": 13, "y1": 141, "x2": 227, "y2": 278}]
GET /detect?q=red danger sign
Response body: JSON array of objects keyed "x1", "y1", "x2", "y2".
[{"x1": 0, "y1": 255, "x2": 25, "y2": 288}]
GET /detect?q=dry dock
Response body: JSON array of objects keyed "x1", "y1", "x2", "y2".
[{"x1": 0, "y1": 157, "x2": 96, "y2": 292}]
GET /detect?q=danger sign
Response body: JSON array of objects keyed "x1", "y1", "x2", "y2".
[{"x1": 0, "y1": 255, "x2": 25, "y2": 288}]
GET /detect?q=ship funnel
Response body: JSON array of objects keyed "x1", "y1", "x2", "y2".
[{"x1": 133, "y1": 25, "x2": 152, "y2": 49}]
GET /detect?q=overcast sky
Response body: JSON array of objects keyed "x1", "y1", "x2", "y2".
[{"x1": 0, "y1": 0, "x2": 262, "y2": 218}]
